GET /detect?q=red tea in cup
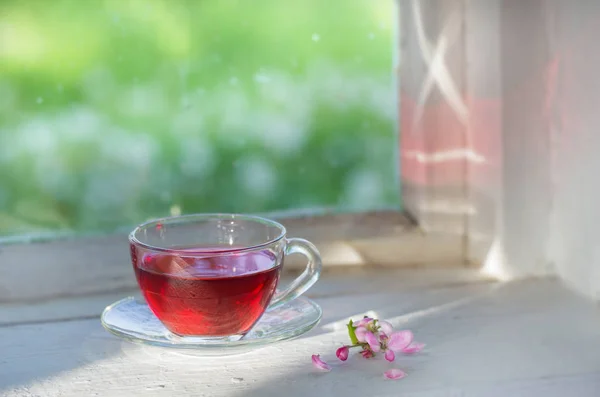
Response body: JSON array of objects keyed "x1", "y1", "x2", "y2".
[{"x1": 134, "y1": 249, "x2": 281, "y2": 336}]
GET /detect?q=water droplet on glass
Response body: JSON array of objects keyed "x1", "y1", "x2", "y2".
[
  {"x1": 36, "y1": 97, "x2": 43, "y2": 104},
  {"x1": 368, "y1": 32, "x2": 375, "y2": 40},
  {"x1": 229, "y1": 77, "x2": 239, "y2": 86},
  {"x1": 311, "y1": 33, "x2": 320, "y2": 42},
  {"x1": 231, "y1": 377, "x2": 244, "y2": 383},
  {"x1": 170, "y1": 205, "x2": 182, "y2": 216}
]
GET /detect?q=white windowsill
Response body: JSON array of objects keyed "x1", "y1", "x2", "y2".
[{"x1": 1, "y1": 268, "x2": 599, "y2": 396}]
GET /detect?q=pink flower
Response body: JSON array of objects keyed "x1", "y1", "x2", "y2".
[
  {"x1": 387, "y1": 330, "x2": 413, "y2": 352},
  {"x1": 311, "y1": 354, "x2": 331, "y2": 371},
  {"x1": 384, "y1": 349, "x2": 395, "y2": 362},
  {"x1": 336, "y1": 346, "x2": 349, "y2": 361},
  {"x1": 378, "y1": 320, "x2": 393, "y2": 336},
  {"x1": 379, "y1": 330, "x2": 413, "y2": 362},
  {"x1": 402, "y1": 342, "x2": 426, "y2": 354},
  {"x1": 310, "y1": 316, "x2": 424, "y2": 379},
  {"x1": 360, "y1": 349, "x2": 374, "y2": 359},
  {"x1": 355, "y1": 326, "x2": 368, "y2": 342},
  {"x1": 352, "y1": 317, "x2": 373, "y2": 327},
  {"x1": 365, "y1": 331, "x2": 381, "y2": 352},
  {"x1": 384, "y1": 368, "x2": 406, "y2": 380}
]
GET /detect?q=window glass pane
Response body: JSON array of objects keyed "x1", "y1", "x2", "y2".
[{"x1": 0, "y1": 0, "x2": 399, "y2": 237}]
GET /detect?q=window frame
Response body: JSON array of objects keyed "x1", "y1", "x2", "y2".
[{"x1": 0, "y1": 0, "x2": 477, "y2": 303}]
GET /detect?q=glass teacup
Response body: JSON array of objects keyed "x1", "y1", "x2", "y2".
[{"x1": 129, "y1": 214, "x2": 322, "y2": 342}]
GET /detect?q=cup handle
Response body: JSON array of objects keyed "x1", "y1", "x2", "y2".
[{"x1": 268, "y1": 238, "x2": 322, "y2": 310}]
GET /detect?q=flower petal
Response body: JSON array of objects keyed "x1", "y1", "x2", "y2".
[
  {"x1": 360, "y1": 349, "x2": 374, "y2": 359},
  {"x1": 387, "y1": 330, "x2": 413, "y2": 352},
  {"x1": 379, "y1": 320, "x2": 393, "y2": 336},
  {"x1": 336, "y1": 346, "x2": 349, "y2": 361},
  {"x1": 384, "y1": 349, "x2": 395, "y2": 362},
  {"x1": 402, "y1": 342, "x2": 426, "y2": 354},
  {"x1": 355, "y1": 326, "x2": 368, "y2": 342},
  {"x1": 384, "y1": 368, "x2": 406, "y2": 380},
  {"x1": 365, "y1": 331, "x2": 381, "y2": 352},
  {"x1": 311, "y1": 354, "x2": 331, "y2": 371},
  {"x1": 352, "y1": 317, "x2": 373, "y2": 327}
]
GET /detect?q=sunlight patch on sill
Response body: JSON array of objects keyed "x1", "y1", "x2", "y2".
[
  {"x1": 287, "y1": 242, "x2": 365, "y2": 269},
  {"x1": 404, "y1": 148, "x2": 486, "y2": 164},
  {"x1": 480, "y1": 238, "x2": 512, "y2": 281}
]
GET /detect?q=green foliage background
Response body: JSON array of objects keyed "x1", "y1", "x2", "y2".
[{"x1": 0, "y1": 0, "x2": 399, "y2": 236}]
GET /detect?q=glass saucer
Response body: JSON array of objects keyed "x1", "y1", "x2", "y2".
[{"x1": 101, "y1": 296, "x2": 322, "y2": 354}]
